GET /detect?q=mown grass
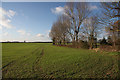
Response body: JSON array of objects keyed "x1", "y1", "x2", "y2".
[{"x1": 2, "y1": 43, "x2": 119, "y2": 78}]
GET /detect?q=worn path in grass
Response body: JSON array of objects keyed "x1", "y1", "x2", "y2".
[{"x1": 2, "y1": 43, "x2": 119, "y2": 78}]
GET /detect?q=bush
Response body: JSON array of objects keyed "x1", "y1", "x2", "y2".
[{"x1": 78, "y1": 40, "x2": 89, "y2": 49}]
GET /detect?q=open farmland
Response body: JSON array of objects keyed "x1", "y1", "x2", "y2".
[{"x1": 2, "y1": 43, "x2": 120, "y2": 78}]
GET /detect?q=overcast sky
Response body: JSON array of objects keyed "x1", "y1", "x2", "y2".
[{"x1": 0, "y1": 2, "x2": 101, "y2": 42}]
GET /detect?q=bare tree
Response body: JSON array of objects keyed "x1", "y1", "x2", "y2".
[
  {"x1": 64, "y1": 2, "x2": 91, "y2": 44},
  {"x1": 82, "y1": 16, "x2": 100, "y2": 49},
  {"x1": 49, "y1": 22, "x2": 58, "y2": 45},
  {"x1": 49, "y1": 15, "x2": 70, "y2": 45},
  {"x1": 100, "y1": 2, "x2": 120, "y2": 47},
  {"x1": 105, "y1": 20, "x2": 120, "y2": 47}
]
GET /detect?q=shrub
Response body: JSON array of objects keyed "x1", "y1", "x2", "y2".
[{"x1": 78, "y1": 40, "x2": 89, "y2": 49}]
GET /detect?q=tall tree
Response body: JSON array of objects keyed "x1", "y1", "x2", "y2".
[
  {"x1": 64, "y1": 2, "x2": 91, "y2": 44},
  {"x1": 100, "y1": 2, "x2": 120, "y2": 47}
]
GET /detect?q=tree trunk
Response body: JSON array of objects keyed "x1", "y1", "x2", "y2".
[
  {"x1": 89, "y1": 40, "x2": 93, "y2": 49},
  {"x1": 89, "y1": 44, "x2": 93, "y2": 49},
  {"x1": 63, "y1": 35, "x2": 66, "y2": 45},
  {"x1": 76, "y1": 32, "x2": 78, "y2": 42},
  {"x1": 72, "y1": 34, "x2": 76, "y2": 46},
  {"x1": 113, "y1": 31, "x2": 116, "y2": 48},
  {"x1": 75, "y1": 31, "x2": 79, "y2": 46},
  {"x1": 113, "y1": 41, "x2": 116, "y2": 48},
  {"x1": 64, "y1": 39, "x2": 65, "y2": 45},
  {"x1": 60, "y1": 40, "x2": 61, "y2": 45},
  {"x1": 89, "y1": 34, "x2": 94, "y2": 49},
  {"x1": 53, "y1": 38, "x2": 55, "y2": 45}
]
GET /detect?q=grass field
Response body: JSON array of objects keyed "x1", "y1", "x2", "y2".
[{"x1": 2, "y1": 43, "x2": 120, "y2": 78}]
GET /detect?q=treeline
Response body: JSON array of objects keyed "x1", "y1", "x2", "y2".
[{"x1": 49, "y1": 2, "x2": 120, "y2": 50}]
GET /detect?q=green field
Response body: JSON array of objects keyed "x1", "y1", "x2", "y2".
[{"x1": 2, "y1": 43, "x2": 120, "y2": 78}]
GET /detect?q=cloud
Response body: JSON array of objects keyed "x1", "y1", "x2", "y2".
[
  {"x1": 35, "y1": 30, "x2": 51, "y2": 42},
  {"x1": 46, "y1": 30, "x2": 51, "y2": 38},
  {"x1": 0, "y1": 7, "x2": 7, "y2": 16},
  {"x1": 8, "y1": 10, "x2": 16, "y2": 18},
  {"x1": 51, "y1": 6, "x2": 65, "y2": 15},
  {"x1": 17, "y1": 30, "x2": 26, "y2": 35},
  {"x1": 36, "y1": 33, "x2": 44, "y2": 37},
  {"x1": 0, "y1": 7, "x2": 16, "y2": 18},
  {"x1": 0, "y1": 16, "x2": 13, "y2": 28},
  {"x1": 17, "y1": 29, "x2": 32, "y2": 37},
  {"x1": 0, "y1": 7, "x2": 16, "y2": 29},
  {"x1": 89, "y1": 5, "x2": 98, "y2": 10}
]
